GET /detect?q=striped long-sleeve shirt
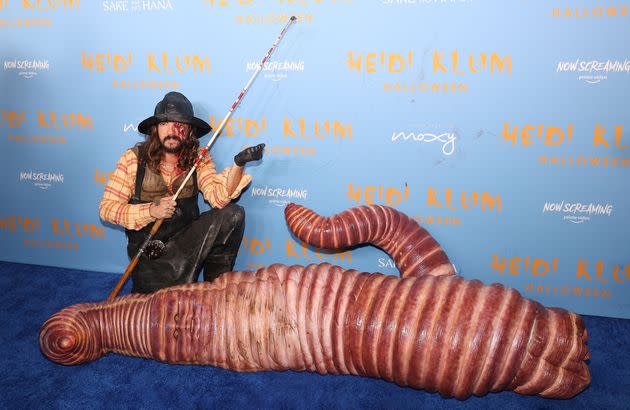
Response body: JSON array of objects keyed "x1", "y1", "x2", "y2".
[{"x1": 98, "y1": 148, "x2": 252, "y2": 230}]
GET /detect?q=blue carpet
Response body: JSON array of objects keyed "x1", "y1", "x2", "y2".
[{"x1": 1, "y1": 261, "x2": 629, "y2": 409}]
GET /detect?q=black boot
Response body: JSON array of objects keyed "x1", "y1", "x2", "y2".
[
  {"x1": 203, "y1": 253, "x2": 238, "y2": 282},
  {"x1": 203, "y1": 203, "x2": 245, "y2": 282}
]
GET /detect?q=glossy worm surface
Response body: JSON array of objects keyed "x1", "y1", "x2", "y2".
[
  {"x1": 284, "y1": 203, "x2": 455, "y2": 278},
  {"x1": 39, "y1": 205, "x2": 590, "y2": 399}
]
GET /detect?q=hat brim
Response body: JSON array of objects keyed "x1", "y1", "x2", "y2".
[{"x1": 138, "y1": 113, "x2": 212, "y2": 138}]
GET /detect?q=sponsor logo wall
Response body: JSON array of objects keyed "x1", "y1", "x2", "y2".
[{"x1": 1, "y1": 0, "x2": 628, "y2": 318}]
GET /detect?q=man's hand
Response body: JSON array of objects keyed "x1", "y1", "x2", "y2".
[
  {"x1": 149, "y1": 196, "x2": 177, "y2": 219},
  {"x1": 234, "y1": 143, "x2": 265, "y2": 166}
]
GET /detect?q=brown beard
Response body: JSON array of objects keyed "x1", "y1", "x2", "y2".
[
  {"x1": 139, "y1": 126, "x2": 200, "y2": 173},
  {"x1": 162, "y1": 136, "x2": 183, "y2": 154}
]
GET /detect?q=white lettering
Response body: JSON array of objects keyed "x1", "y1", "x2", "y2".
[
  {"x1": 557, "y1": 59, "x2": 630, "y2": 74},
  {"x1": 251, "y1": 186, "x2": 308, "y2": 200},
  {"x1": 102, "y1": 1, "x2": 129, "y2": 12},
  {"x1": 391, "y1": 131, "x2": 457, "y2": 155},
  {"x1": 246, "y1": 60, "x2": 305, "y2": 73},
  {"x1": 544, "y1": 201, "x2": 614, "y2": 217},
  {"x1": 543, "y1": 201, "x2": 564, "y2": 212},
  {"x1": 123, "y1": 123, "x2": 138, "y2": 133},
  {"x1": 19, "y1": 171, "x2": 64, "y2": 184},
  {"x1": 377, "y1": 258, "x2": 396, "y2": 268}
]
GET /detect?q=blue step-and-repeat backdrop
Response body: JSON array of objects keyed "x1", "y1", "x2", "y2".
[{"x1": 1, "y1": 1, "x2": 628, "y2": 318}]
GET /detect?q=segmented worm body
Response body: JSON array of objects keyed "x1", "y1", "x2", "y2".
[
  {"x1": 39, "y1": 205, "x2": 590, "y2": 399},
  {"x1": 284, "y1": 203, "x2": 454, "y2": 278}
]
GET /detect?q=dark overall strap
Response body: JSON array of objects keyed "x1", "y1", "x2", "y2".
[{"x1": 132, "y1": 146, "x2": 147, "y2": 203}]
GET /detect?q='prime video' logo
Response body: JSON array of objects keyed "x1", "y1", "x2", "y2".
[
  {"x1": 3, "y1": 59, "x2": 49, "y2": 79},
  {"x1": 20, "y1": 171, "x2": 64, "y2": 190},
  {"x1": 542, "y1": 200, "x2": 613, "y2": 224},
  {"x1": 245, "y1": 60, "x2": 305, "y2": 82},
  {"x1": 556, "y1": 59, "x2": 630, "y2": 84},
  {"x1": 251, "y1": 185, "x2": 308, "y2": 207}
]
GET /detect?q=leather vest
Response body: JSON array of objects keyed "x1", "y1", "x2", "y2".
[{"x1": 125, "y1": 146, "x2": 199, "y2": 257}]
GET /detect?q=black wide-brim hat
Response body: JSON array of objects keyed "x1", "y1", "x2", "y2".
[{"x1": 138, "y1": 91, "x2": 212, "y2": 138}]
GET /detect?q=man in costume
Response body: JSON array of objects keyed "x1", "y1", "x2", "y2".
[{"x1": 99, "y1": 91, "x2": 264, "y2": 293}]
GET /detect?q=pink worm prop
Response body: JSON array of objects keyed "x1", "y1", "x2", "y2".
[{"x1": 39, "y1": 204, "x2": 590, "y2": 400}]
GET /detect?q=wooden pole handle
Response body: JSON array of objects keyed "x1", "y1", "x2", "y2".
[{"x1": 107, "y1": 219, "x2": 164, "y2": 301}]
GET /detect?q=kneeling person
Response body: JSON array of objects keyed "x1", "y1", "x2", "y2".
[{"x1": 99, "y1": 91, "x2": 264, "y2": 293}]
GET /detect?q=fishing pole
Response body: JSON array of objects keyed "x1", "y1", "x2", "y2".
[{"x1": 108, "y1": 16, "x2": 298, "y2": 300}]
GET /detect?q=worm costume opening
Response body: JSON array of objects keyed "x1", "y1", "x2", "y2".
[{"x1": 39, "y1": 204, "x2": 590, "y2": 400}]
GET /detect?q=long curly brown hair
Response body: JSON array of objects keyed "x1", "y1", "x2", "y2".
[{"x1": 138, "y1": 125, "x2": 199, "y2": 173}]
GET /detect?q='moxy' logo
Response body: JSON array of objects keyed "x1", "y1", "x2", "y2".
[
  {"x1": 391, "y1": 129, "x2": 457, "y2": 156},
  {"x1": 123, "y1": 123, "x2": 139, "y2": 133}
]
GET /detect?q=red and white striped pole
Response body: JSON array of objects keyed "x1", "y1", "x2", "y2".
[{"x1": 174, "y1": 15, "x2": 297, "y2": 198}]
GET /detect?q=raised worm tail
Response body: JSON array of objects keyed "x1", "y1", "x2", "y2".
[{"x1": 285, "y1": 203, "x2": 455, "y2": 278}]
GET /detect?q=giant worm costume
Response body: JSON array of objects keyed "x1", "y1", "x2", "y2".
[{"x1": 40, "y1": 204, "x2": 591, "y2": 400}]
